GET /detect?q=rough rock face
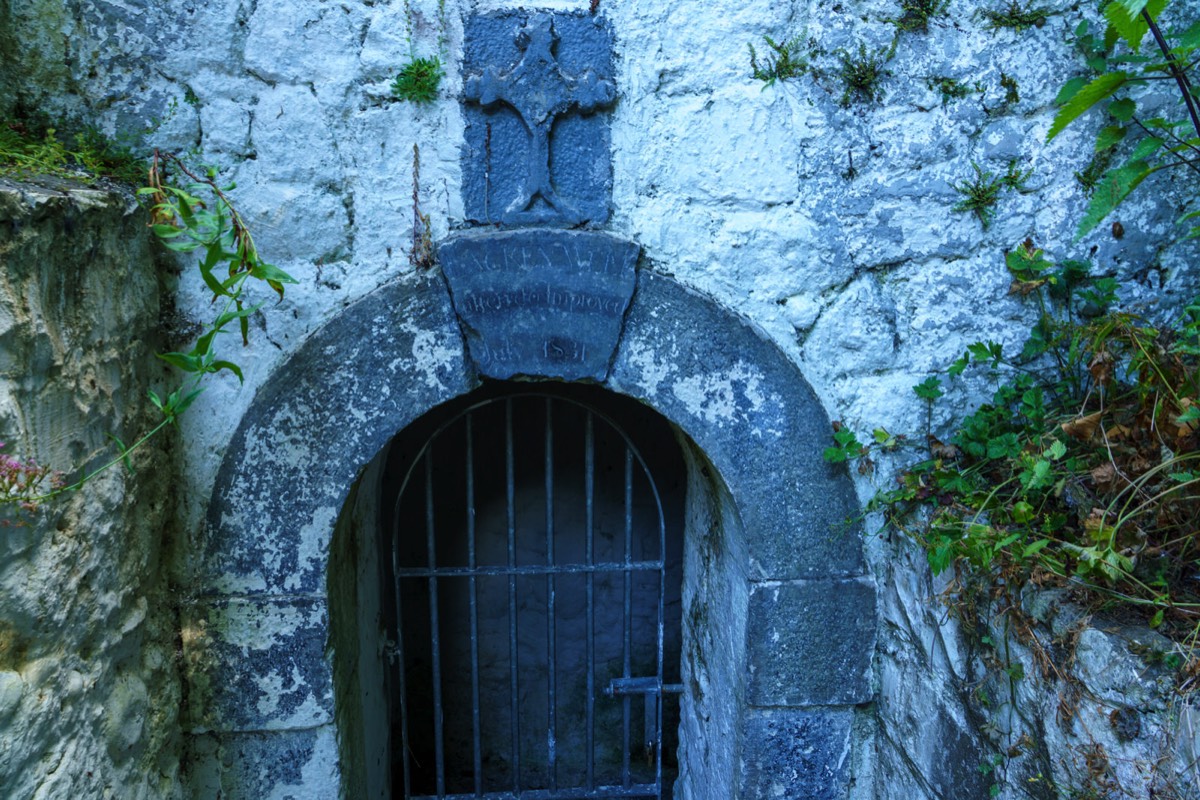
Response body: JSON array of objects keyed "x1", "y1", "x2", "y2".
[
  {"x1": 0, "y1": 179, "x2": 182, "y2": 800},
  {"x1": 1, "y1": 0, "x2": 1199, "y2": 797}
]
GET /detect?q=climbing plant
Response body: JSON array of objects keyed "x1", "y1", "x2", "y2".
[{"x1": 0, "y1": 142, "x2": 296, "y2": 517}]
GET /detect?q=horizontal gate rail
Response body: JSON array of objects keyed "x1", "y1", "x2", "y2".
[
  {"x1": 408, "y1": 785, "x2": 661, "y2": 800},
  {"x1": 392, "y1": 560, "x2": 664, "y2": 578}
]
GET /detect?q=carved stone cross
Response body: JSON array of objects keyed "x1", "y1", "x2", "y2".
[{"x1": 464, "y1": 13, "x2": 615, "y2": 225}]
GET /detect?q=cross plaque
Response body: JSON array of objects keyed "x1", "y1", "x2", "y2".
[{"x1": 463, "y1": 13, "x2": 616, "y2": 226}]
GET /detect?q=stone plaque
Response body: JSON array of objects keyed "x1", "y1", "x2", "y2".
[
  {"x1": 439, "y1": 229, "x2": 638, "y2": 381},
  {"x1": 462, "y1": 11, "x2": 615, "y2": 227}
]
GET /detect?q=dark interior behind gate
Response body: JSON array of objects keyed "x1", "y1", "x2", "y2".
[{"x1": 379, "y1": 384, "x2": 685, "y2": 799}]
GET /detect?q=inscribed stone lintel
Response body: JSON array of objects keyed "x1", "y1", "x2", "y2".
[{"x1": 438, "y1": 229, "x2": 639, "y2": 381}]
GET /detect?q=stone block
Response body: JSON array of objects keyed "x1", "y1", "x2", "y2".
[
  {"x1": 184, "y1": 725, "x2": 340, "y2": 800},
  {"x1": 738, "y1": 708, "x2": 853, "y2": 800},
  {"x1": 609, "y1": 271, "x2": 866, "y2": 580},
  {"x1": 199, "y1": 275, "x2": 475, "y2": 596},
  {"x1": 439, "y1": 229, "x2": 638, "y2": 381},
  {"x1": 462, "y1": 11, "x2": 614, "y2": 226},
  {"x1": 746, "y1": 579, "x2": 875, "y2": 706},
  {"x1": 181, "y1": 596, "x2": 333, "y2": 733}
]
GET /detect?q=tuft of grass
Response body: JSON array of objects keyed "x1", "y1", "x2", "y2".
[
  {"x1": 890, "y1": 0, "x2": 951, "y2": 34},
  {"x1": 749, "y1": 35, "x2": 812, "y2": 87},
  {"x1": 836, "y1": 44, "x2": 890, "y2": 106},
  {"x1": 978, "y1": 1, "x2": 1049, "y2": 32},
  {"x1": 1000, "y1": 73, "x2": 1020, "y2": 105},
  {"x1": 392, "y1": 56, "x2": 444, "y2": 103},
  {"x1": 952, "y1": 161, "x2": 1031, "y2": 228},
  {"x1": 0, "y1": 119, "x2": 143, "y2": 184},
  {"x1": 927, "y1": 75, "x2": 978, "y2": 105}
]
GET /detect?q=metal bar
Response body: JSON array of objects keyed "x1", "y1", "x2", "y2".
[
  {"x1": 506, "y1": 399, "x2": 520, "y2": 791},
  {"x1": 407, "y1": 783, "x2": 662, "y2": 800},
  {"x1": 426, "y1": 447, "x2": 446, "y2": 796},
  {"x1": 390, "y1": 486, "x2": 413, "y2": 800},
  {"x1": 656, "y1": 475, "x2": 667, "y2": 793},
  {"x1": 605, "y1": 678, "x2": 684, "y2": 697},
  {"x1": 545, "y1": 398, "x2": 557, "y2": 791},
  {"x1": 584, "y1": 412, "x2": 595, "y2": 791},
  {"x1": 467, "y1": 413, "x2": 483, "y2": 797},
  {"x1": 394, "y1": 561, "x2": 663, "y2": 578},
  {"x1": 621, "y1": 444, "x2": 632, "y2": 788}
]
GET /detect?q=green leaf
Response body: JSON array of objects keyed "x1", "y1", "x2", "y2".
[
  {"x1": 157, "y1": 351, "x2": 205, "y2": 373},
  {"x1": 1095, "y1": 125, "x2": 1127, "y2": 151},
  {"x1": 1178, "y1": 19, "x2": 1200, "y2": 51},
  {"x1": 1048, "y1": 72, "x2": 1129, "y2": 141},
  {"x1": 1055, "y1": 77, "x2": 1089, "y2": 106},
  {"x1": 1109, "y1": 97, "x2": 1137, "y2": 120},
  {"x1": 914, "y1": 376, "x2": 944, "y2": 400},
  {"x1": 193, "y1": 329, "x2": 217, "y2": 357},
  {"x1": 151, "y1": 223, "x2": 185, "y2": 238},
  {"x1": 209, "y1": 360, "x2": 245, "y2": 384},
  {"x1": 214, "y1": 301, "x2": 266, "y2": 329},
  {"x1": 147, "y1": 389, "x2": 163, "y2": 410},
  {"x1": 824, "y1": 446, "x2": 849, "y2": 463},
  {"x1": 1076, "y1": 159, "x2": 1151, "y2": 239},
  {"x1": 106, "y1": 433, "x2": 135, "y2": 474},
  {"x1": 1177, "y1": 406, "x2": 1200, "y2": 425},
  {"x1": 173, "y1": 388, "x2": 204, "y2": 417},
  {"x1": 1023, "y1": 539, "x2": 1051, "y2": 558},
  {"x1": 1105, "y1": 0, "x2": 1148, "y2": 51},
  {"x1": 1045, "y1": 440, "x2": 1067, "y2": 461},
  {"x1": 249, "y1": 260, "x2": 299, "y2": 287},
  {"x1": 1149, "y1": 608, "x2": 1164, "y2": 628},
  {"x1": 1130, "y1": 136, "x2": 1165, "y2": 161}
]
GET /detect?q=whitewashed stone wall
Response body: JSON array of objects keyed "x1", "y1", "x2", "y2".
[{"x1": 2, "y1": 0, "x2": 1199, "y2": 797}]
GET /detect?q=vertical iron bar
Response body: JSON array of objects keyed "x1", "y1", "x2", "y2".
[
  {"x1": 425, "y1": 448, "x2": 446, "y2": 796},
  {"x1": 545, "y1": 399, "x2": 557, "y2": 791},
  {"x1": 391, "y1": 490, "x2": 413, "y2": 799},
  {"x1": 466, "y1": 414, "x2": 483, "y2": 796},
  {"x1": 657, "y1": 473, "x2": 668, "y2": 793},
  {"x1": 506, "y1": 399, "x2": 520, "y2": 791},
  {"x1": 622, "y1": 445, "x2": 633, "y2": 788},
  {"x1": 585, "y1": 413, "x2": 596, "y2": 790}
]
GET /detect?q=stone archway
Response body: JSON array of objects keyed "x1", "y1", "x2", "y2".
[{"x1": 181, "y1": 269, "x2": 875, "y2": 800}]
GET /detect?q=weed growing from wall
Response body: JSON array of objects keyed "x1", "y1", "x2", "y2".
[
  {"x1": 827, "y1": 240, "x2": 1200, "y2": 634},
  {"x1": 952, "y1": 161, "x2": 1031, "y2": 228},
  {"x1": 888, "y1": 0, "x2": 951, "y2": 35},
  {"x1": 836, "y1": 44, "x2": 890, "y2": 106},
  {"x1": 748, "y1": 35, "x2": 812, "y2": 86},
  {"x1": 392, "y1": 56, "x2": 444, "y2": 103},
  {"x1": 0, "y1": 119, "x2": 142, "y2": 184},
  {"x1": 978, "y1": 0, "x2": 1050, "y2": 32}
]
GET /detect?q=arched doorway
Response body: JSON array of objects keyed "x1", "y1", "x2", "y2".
[
  {"x1": 379, "y1": 384, "x2": 685, "y2": 798},
  {"x1": 184, "y1": 270, "x2": 874, "y2": 800}
]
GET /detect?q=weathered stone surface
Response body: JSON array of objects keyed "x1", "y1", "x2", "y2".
[
  {"x1": 181, "y1": 597, "x2": 333, "y2": 733},
  {"x1": 439, "y1": 228, "x2": 638, "y2": 381},
  {"x1": 199, "y1": 274, "x2": 476, "y2": 596},
  {"x1": 611, "y1": 271, "x2": 866, "y2": 580},
  {"x1": 462, "y1": 10, "x2": 615, "y2": 226},
  {"x1": 0, "y1": 181, "x2": 182, "y2": 800},
  {"x1": 746, "y1": 578, "x2": 875, "y2": 706},
  {"x1": 184, "y1": 726, "x2": 339, "y2": 800},
  {"x1": 739, "y1": 708, "x2": 854, "y2": 800}
]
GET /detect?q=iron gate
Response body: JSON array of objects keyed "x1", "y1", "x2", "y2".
[{"x1": 386, "y1": 393, "x2": 681, "y2": 799}]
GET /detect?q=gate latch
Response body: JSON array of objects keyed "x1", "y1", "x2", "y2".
[{"x1": 604, "y1": 677, "x2": 683, "y2": 698}]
